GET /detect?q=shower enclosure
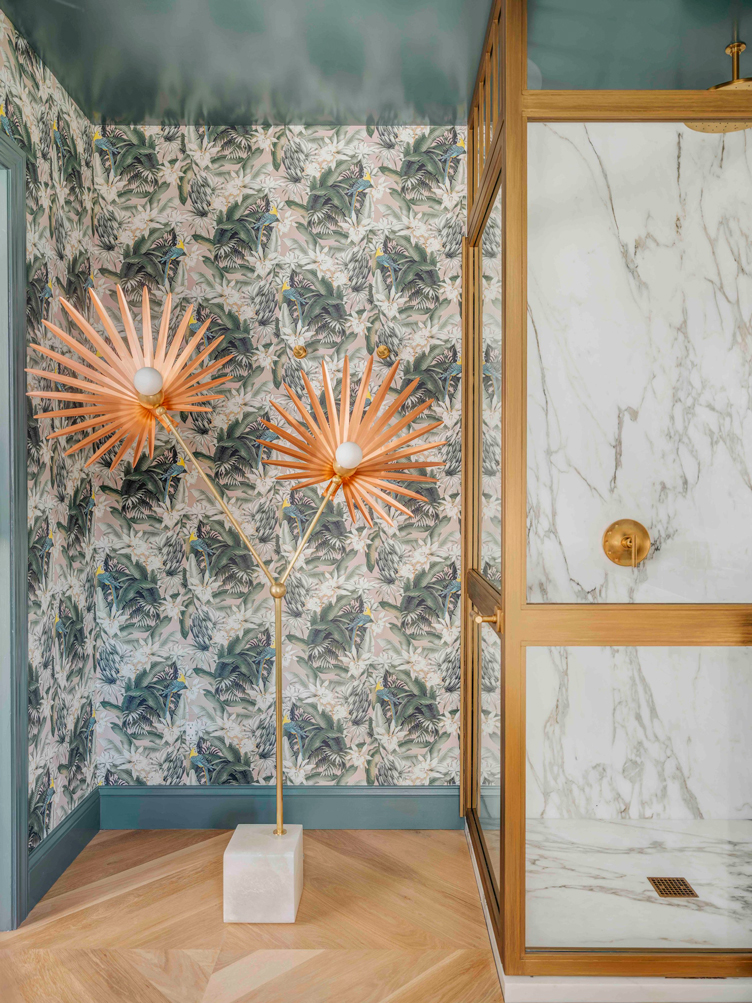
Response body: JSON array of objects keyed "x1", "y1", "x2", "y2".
[{"x1": 461, "y1": 0, "x2": 752, "y2": 980}]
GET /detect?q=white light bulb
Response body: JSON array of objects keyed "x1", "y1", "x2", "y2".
[
  {"x1": 335, "y1": 441, "x2": 363, "y2": 471},
  {"x1": 133, "y1": 367, "x2": 164, "y2": 396}
]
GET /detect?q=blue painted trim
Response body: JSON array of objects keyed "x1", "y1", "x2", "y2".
[
  {"x1": 0, "y1": 130, "x2": 27, "y2": 931},
  {"x1": 100, "y1": 785, "x2": 462, "y2": 830},
  {"x1": 27, "y1": 787, "x2": 100, "y2": 912}
]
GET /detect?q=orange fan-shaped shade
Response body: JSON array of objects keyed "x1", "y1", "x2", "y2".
[
  {"x1": 26, "y1": 285, "x2": 232, "y2": 471},
  {"x1": 259, "y1": 355, "x2": 446, "y2": 527}
]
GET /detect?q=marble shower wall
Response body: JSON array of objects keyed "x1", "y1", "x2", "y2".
[
  {"x1": 526, "y1": 646, "x2": 752, "y2": 820},
  {"x1": 527, "y1": 122, "x2": 752, "y2": 603}
]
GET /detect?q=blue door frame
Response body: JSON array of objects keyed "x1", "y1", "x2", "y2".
[{"x1": 0, "y1": 131, "x2": 28, "y2": 931}]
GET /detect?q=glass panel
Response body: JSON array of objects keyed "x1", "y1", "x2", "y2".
[
  {"x1": 528, "y1": 0, "x2": 744, "y2": 90},
  {"x1": 480, "y1": 186, "x2": 502, "y2": 587},
  {"x1": 478, "y1": 622, "x2": 502, "y2": 891},
  {"x1": 526, "y1": 646, "x2": 752, "y2": 949},
  {"x1": 527, "y1": 122, "x2": 752, "y2": 603}
]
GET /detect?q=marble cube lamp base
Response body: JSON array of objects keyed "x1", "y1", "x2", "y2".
[{"x1": 223, "y1": 824, "x2": 304, "y2": 923}]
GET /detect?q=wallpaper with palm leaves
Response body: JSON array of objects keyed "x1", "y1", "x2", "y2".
[
  {"x1": 0, "y1": 12, "x2": 99, "y2": 850},
  {"x1": 90, "y1": 121, "x2": 464, "y2": 792},
  {"x1": 2, "y1": 13, "x2": 465, "y2": 850}
]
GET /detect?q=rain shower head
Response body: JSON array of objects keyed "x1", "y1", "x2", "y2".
[{"x1": 685, "y1": 40, "x2": 752, "y2": 134}]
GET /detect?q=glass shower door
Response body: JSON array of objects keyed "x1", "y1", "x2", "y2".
[{"x1": 466, "y1": 181, "x2": 504, "y2": 900}]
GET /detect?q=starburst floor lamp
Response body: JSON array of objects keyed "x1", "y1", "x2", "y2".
[{"x1": 28, "y1": 284, "x2": 445, "y2": 922}]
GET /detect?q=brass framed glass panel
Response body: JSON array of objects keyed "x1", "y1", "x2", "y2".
[
  {"x1": 478, "y1": 622, "x2": 501, "y2": 893},
  {"x1": 463, "y1": 179, "x2": 504, "y2": 914},
  {"x1": 526, "y1": 645, "x2": 752, "y2": 951},
  {"x1": 460, "y1": 0, "x2": 506, "y2": 932},
  {"x1": 480, "y1": 191, "x2": 502, "y2": 590},
  {"x1": 475, "y1": 183, "x2": 503, "y2": 893},
  {"x1": 462, "y1": 0, "x2": 752, "y2": 982}
]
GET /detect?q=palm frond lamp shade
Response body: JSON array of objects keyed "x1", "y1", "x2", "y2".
[
  {"x1": 27, "y1": 284, "x2": 446, "y2": 845},
  {"x1": 258, "y1": 353, "x2": 446, "y2": 527},
  {"x1": 27, "y1": 285, "x2": 232, "y2": 469}
]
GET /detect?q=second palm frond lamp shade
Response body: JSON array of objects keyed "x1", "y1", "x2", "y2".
[{"x1": 27, "y1": 283, "x2": 446, "y2": 845}]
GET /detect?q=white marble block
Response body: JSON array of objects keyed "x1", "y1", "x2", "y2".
[{"x1": 223, "y1": 823, "x2": 304, "y2": 923}]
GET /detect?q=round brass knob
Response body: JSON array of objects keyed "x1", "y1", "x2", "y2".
[
  {"x1": 376, "y1": 344, "x2": 390, "y2": 359},
  {"x1": 292, "y1": 345, "x2": 307, "y2": 359},
  {"x1": 602, "y1": 519, "x2": 651, "y2": 567}
]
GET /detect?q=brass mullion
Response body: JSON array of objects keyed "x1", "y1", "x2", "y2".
[
  {"x1": 500, "y1": 0, "x2": 527, "y2": 977},
  {"x1": 523, "y1": 88, "x2": 752, "y2": 121},
  {"x1": 497, "y1": 5, "x2": 505, "y2": 135},
  {"x1": 519, "y1": 603, "x2": 752, "y2": 646},
  {"x1": 467, "y1": 115, "x2": 475, "y2": 213},
  {"x1": 467, "y1": 0, "x2": 504, "y2": 122},
  {"x1": 489, "y1": 40, "x2": 495, "y2": 133},
  {"x1": 469, "y1": 241, "x2": 484, "y2": 812},
  {"x1": 460, "y1": 236, "x2": 482, "y2": 816},
  {"x1": 489, "y1": 50, "x2": 495, "y2": 151},
  {"x1": 467, "y1": 125, "x2": 504, "y2": 246},
  {"x1": 483, "y1": 75, "x2": 489, "y2": 173},
  {"x1": 519, "y1": 953, "x2": 752, "y2": 978}
]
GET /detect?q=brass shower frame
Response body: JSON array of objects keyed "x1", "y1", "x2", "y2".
[{"x1": 461, "y1": 0, "x2": 752, "y2": 980}]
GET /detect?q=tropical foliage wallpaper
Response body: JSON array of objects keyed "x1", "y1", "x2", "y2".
[
  {"x1": 91, "y1": 121, "x2": 465, "y2": 792},
  {"x1": 3, "y1": 12, "x2": 465, "y2": 850},
  {"x1": 0, "y1": 12, "x2": 100, "y2": 850}
]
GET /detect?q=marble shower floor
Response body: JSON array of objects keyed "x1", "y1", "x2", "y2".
[{"x1": 526, "y1": 819, "x2": 752, "y2": 950}]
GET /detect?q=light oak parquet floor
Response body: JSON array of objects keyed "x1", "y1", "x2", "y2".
[{"x1": 0, "y1": 829, "x2": 503, "y2": 1002}]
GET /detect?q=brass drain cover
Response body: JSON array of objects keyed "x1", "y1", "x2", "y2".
[{"x1": 648, "y1": 877, "x2": 698, "y2": 898}]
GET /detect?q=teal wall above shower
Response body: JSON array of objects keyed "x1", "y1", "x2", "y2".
[
  {"x1": 0, "y1": 0, "x2": 492, "y2": 125},
  {"x1": 528, "y1": 0, "x2": 752, "y2": 89}
]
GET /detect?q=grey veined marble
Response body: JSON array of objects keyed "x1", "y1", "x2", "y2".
[
  {"x1": 527, "y1": 647, "x2": 752, "y2": 821},
  {"x1": 528, "y1": 122, "x2": 752, "y2": 602},
  {"x1": 526, "y1": 819, "x2": 752, "y2": 949},
  {"x1": 525, "y1": 647, "x2": 752, "y2": 949}
]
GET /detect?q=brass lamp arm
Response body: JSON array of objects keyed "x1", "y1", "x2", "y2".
[
  {"x1": 156, "y1": 407, "x2": 275, "y2": 585},
  {"x1": 279, "y1": 476, "x2": 341, "y2": 585}
]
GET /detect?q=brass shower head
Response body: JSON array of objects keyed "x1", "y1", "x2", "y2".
[{"x1": 685, "y1": 40, "x2": 752, "y2": 134}]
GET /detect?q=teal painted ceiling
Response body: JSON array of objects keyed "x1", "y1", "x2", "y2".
[
  {"x1": 528, "y1": 0, "x2": 752, "y2": 89},
  {"x1": 0, "y1": 0, "x2": 492, "y2": 125}
]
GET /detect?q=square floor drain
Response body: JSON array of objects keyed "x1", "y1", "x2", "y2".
[{"x1": 648, "y1": 877, "x2": 698, "y2": 898}]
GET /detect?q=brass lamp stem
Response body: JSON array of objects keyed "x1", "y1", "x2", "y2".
[
  {"x1": 273, "y1": 590, "x2": 285, "y2": 835},
  {"x1": 156, "y1": 406, "x2": 343, "y2": 838},
  {"x1": 270, "y1": 475, "x2": 341, "y2": 834}
]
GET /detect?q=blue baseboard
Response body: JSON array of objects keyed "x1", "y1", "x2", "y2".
[
  {"x1": 100, "y1": 784, "x2": 462, "y2": 830},
  {"x1": 23, "y1": 785, "x2": 459, "y2": 917},
  {"x1": 27, "y1": 787, "x2": 100, "y2": 912}
]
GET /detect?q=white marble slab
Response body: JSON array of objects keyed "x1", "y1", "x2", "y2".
[
  {"x1": 528, "y1": 122, "x2": 752, "y2": 603},
  {"x1": 527, "y1": 646, "x2": 752, "y2": 820},
  {"x1": 526, "y1": 818, "x2": 752, "y2": 950},
  {"x1": 465, "y1": 822, "x2": 752, "y2": 1003},
  {"x1": 223, "y1": 823, "x2": 303, "y2": 923}
]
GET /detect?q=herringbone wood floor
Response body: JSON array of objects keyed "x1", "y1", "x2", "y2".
[{"x1": 0, "y1": 829, "x2": 503, "y2": 1002}]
